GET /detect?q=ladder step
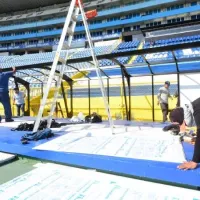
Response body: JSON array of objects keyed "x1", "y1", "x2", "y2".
[
  {"x1": 71, "y1": 14, "x2": 78, "y2": 22},
  {"x1": 62, "y1": 42, "x2": 70, "y2": 50},
  {"x1": 67, "y1": 28, "x2": 74, "y2": 36},
  {"x1": 52, "y1": 87, "x2": 60, "y2": 92},
  {"x1": 41, "y1": 102, "x2": 57, "y2": 106},
  {"x1": 58, "y1": 57, "x2": 66, "y2": 64},
  {"x1": 54, "y1": 72, "x2": 63, "y2": 78}
]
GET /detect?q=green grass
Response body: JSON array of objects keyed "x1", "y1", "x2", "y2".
[{"x1": 0, "y1": 157, "x2": 44, "y2": 185}]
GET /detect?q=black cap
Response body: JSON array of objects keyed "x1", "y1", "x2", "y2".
[
  {"x1": 14, "y1": 88, "x2": 19, "y2": 90},
  {"x1": 165, "y1": 81, "x2": 170, "y2": 86}
]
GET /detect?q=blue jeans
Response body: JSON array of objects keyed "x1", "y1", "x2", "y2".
[{"x1": 0, "y1": 92, "x2": 12, "y2": 119}]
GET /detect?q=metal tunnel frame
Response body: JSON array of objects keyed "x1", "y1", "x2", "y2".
[
  {"x1": 62, "y1": 41, "x2": 200, "y2": 121},
  {"x1": 3, "y1": 41, "x2": 200, "y2": 121},
  {"x1": 3, "y1": 66, "x2": 73, "y2": 118}
]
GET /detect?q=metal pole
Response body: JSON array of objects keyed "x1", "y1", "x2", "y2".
[
  {"x1": 177, "y1": 73, "x2": 180, "y2": 107},
  {"x1": 27, "y1": 84, "x2": 30, "y2": 116},
  {"x1": 70, "y1": 83, "x2": 73, "y2": 117},
  {"x1": 107, "y1": 78, "x2": 110, "y2": 104},
  {"x1": 121, "y1": 67, "x2": 129, "y2": 121},
  {"x1": 128, "y1": 76, "x2": 131, "y2": 120},
  {"x1": 152, "y1": 75, "x2": 155, "y2": 122},
  {"x1": 14, "y1": 77, "x2": 19, "y2": 89},
  {"x1": 88, "y1": 80, "x2": 91, "y2": 115},
  {"x1": 61, "y1": 82, "x2": 69, "y2": 117},
  {"x1": 41, "y1": 83, "x2": 44, "y2": 98},
  {"x1": 172, "y1": 50, "x2": 181, "y2": 107}
]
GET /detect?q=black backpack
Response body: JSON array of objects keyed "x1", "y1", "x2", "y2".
[
  {"x1": 11, "y1": 119, "x2": 62, "y2": 131},
  {"x1": 85, "y1": 113, "x2": 102, "y2": 123},
  {"x1": 11, "y1": 123, "x2": 34, "y2": 131}
]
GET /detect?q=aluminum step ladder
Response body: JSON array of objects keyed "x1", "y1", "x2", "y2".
[{"x1": 33, "y1": 0, "x2": 114, "y2": 134}]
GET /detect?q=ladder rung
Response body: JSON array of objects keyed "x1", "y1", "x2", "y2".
[
  {"x1": 58, "y1": 57, "x2": 66, "y2": 64},
  {"x1": 55, "y1": 72, "x2": 63, "y2": 77},
  {"x1": 41, "y1": 102, "x2": 57, "y2": 106},
  {"x1": 41, "y1": 102, "x2": 55, "y2": 105},
  {"x1": 63, "y1": 42, "x2": 70, "y2": 50},
  {"x1": 71, "y1": 14, "x2": 78, "y2": 22},
  {"x1": 52, "y1": 88, "x2": 60, "y2": 92},
  {"x1": 67, "y1": 28, "x2": 74, "y2": 36}
]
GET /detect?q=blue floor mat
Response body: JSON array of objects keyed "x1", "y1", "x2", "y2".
[{"x1": 0, "y1": 125, "x2": 199, "y2": 190}]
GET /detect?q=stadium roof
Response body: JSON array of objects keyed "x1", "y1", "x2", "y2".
[{"x1": 0, "y1": 0, "x2": 71, "y2": 14}]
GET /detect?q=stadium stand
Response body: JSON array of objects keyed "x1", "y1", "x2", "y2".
[
  {"x1": 144, "y1": 34, "x2": 200, "y2": 48},
  {"x1": 1, "y1": 2, "x2": 200, "y2": 195},
  {"x1": 0, "y1": 0, "x2": 199, "y2": 52}
]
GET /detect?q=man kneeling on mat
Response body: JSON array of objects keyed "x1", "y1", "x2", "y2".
[{"x1": 169, "y1": 97, "x2": 200, "y2": 170}]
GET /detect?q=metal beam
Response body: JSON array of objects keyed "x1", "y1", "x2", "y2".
[
  {"x1": 60, "y1": 56, "x2": 200, "y2": 73},
  {"x1": 112, "y1": 58, "x2": 131, "y2": 79},
  {"x1": 127, "y1": 76, "x2": 131, "y2": 120},
  {"x1": 172, "y1": 51, "x2": 180, "y2": 107},
  {"x1": 88, "y1": 80, "x2": 91, "y2": 115},
  {"x1": 177, "y1": 73, "x2": 180, "y2": 107},
  {"x1": 107, "y1": 78, "x2": 110, "y2": 104},
  {"x1": 88, "y1": 61, "x2": 110, "y2": 78},
  {"x1": 30, "y1": 69, "x2": 59, "y2": 83},
  {"x1": 2, "y1": 65, "x2": 73, "y2": 84},
  {"x1": 112, "y1": 58, "x2": 131, "y2": 120},
  {"x1": 152, "y1": 75, "x2": 155, "y2": 122},
  {"x1": 61, "y1": 82, "x2": 69, "y2": 118},
  {"x1": 41, "y1": 82, "x2": 44, "y2": 98},
  {"x1": 67, "y1": 64, "x2": 91, "y2": 79},
  {"x1": 1, "y1": 41, "x2": 200, "y2": 71},
  {"x1": 141, "y1": 55, "x2": 154, "y2": 75},
  {"x1": 13, "y1": 76, "x2": 19, "y2": 89},
  {"x1": 16, "y1": 71, "x2": 43, "y2": 83},
  {"x1": 70, "y1": 84, "x2": 73, "y2": 117},
  {"x1": 2, "y1": 41, "x2": 200, "y2": 79},
  {"x1": 120, "y1": 67, "x2": 129, "y2": 121},
  {"x1": 66, "y1": 41, "x2": 200, "y2": 64},
  {"x1": 172, "y1": 51, "x2": 180, "y2": 73}
]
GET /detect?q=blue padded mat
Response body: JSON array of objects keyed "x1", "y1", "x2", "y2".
[{"x1": 0, "y1": 124, "x2": 200, "y2": 190}]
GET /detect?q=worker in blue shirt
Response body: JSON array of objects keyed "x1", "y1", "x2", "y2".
[{"x1": 0, "y1": 67, "x2": 16, "y2": 122}]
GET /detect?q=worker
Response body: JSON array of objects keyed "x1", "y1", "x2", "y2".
[
  {"x1": 157, "y1": 81, "x2": 173, "y2": 123},
  {"x1": 169, "y1": 97, "x2": 200, "y2": 170},
  {"x1": 0, "y1": 67, "x2": 16, "y2": 122},
  {"x1": 13, "y1": 88, "x2": 25, "y2": 117}
]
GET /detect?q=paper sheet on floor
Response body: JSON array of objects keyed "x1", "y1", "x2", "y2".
[
  {"x1": 0, "y1": 163, "x2": 199, "y2": 200},
  {"x1": 0, "y1": 152, "x2": 15, "y2": 164},
  {"x1": 34, "y1": 128, "x2": 186, "y2": 163}
]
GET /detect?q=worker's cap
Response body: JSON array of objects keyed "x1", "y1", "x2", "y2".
[{"x1": 165, "y1": 81, "x2": 170, "y2": 86}]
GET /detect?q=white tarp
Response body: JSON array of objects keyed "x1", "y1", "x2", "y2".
[
  {"x1": 0, "y1": 152, "x2": 15, "y2": 164},
  {"x1": 34, "y1": 128, "x2": 186, "y2": 163},
  {"x1": 0, "y1": 163, "x2": 199, "y2": 200}
]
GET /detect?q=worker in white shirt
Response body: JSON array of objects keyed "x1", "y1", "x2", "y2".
[
  {"x1": 13, "y1": 88, "x2": 25, "y2": 117},
  {"x1": 157, "y1": 81, "x2": 173, "y2": 122}
]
